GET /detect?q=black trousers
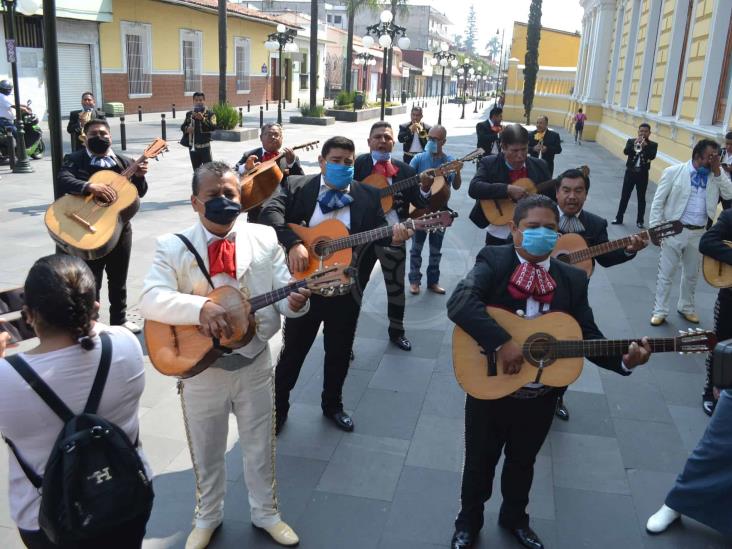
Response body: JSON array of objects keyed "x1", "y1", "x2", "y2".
[
  {"x1": 455, "y1": 390, "x2": 558, "y2": 533},
  {"x1": 704, "y1": 289, "x2": 732, "y2": 399},
  {"x1": 85, "y1": 222, "x2": 132, "y2": 325},
  {"x1": 356, "y1": 243, "x2": 406, "y2": 339},
  {"x1": 189, "y1": 146, "x2": 212, "y2": 170},
  {"x1": 275, "y1": 293, "x2": 360, "y2": 416},
  {"x1": 615, "y1": 169, "x2": 649, "y2": 224},
  {"x1": 18, "y1": 508, "x2": 150, "y2": 548}
]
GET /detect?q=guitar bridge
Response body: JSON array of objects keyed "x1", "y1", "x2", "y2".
[
  {"x1": 533, "y1": 359, "x2": 546, "y2": 384},
  {"x1": 65, "y1": 212, "x2": 97, "y2": 233}
]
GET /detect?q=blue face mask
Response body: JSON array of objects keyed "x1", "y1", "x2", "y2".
[
  {"x1": 324, "y1": 162, "x2": 354, "y2": 190},
  {"x1": 371, "y1": 150, "x2": 391, "y2": 162},
  {"x1": 424, "y1": 140, "x2": 439, "y2": 154},
  {"x1": 696, "y1": 166, "x2": 710, "y2": 176},
  {"x1": 519, "y1": 227, "x2": 558, "y2": 257}
]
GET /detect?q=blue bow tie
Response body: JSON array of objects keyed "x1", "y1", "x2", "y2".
[
  {"x1": 318, "y1": 189, "x2": 353, "y2": 214},
  {"x1": 691, "y1": 170, "x2": 708, "y2": 189}
]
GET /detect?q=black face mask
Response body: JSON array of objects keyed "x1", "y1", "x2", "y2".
[
  {"x1": 201, "y1": 196, "x2": 241, "y2": 225},
  {"x1": 87, "y1": 136, "x2": 111, "y2": 155}
]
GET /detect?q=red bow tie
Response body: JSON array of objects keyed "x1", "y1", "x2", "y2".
[
  {"x1": 508, "y1": 165, "x2": 528, "y2": 182},
  {"x1": 507, "y1": 262, "x2": 556, "y2": 304},
  {"x1": 208, "y1": 238, "x2": 236, "y2": 279},
  {"x1": 373, "y1": 160, "x2": 399, "y2": 178},
  {"x1": 262, "y1": 150, "x2": 278, "y2": 162}
]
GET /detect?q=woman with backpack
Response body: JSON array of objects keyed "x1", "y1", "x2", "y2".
[{"x1": 0, "y1": 254, "x2": 153, "y2": 548}]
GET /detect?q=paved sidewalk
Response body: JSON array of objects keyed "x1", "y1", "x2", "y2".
[{"x1": 0, "y1": 102, "x2": 726, "y2": 548}]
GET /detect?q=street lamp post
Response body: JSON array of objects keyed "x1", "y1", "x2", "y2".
[
  {"x1": 429, "y1": 42, "x2": 457, "y2": 125},
  {"x1": 473, "y1": 72, "x2": 482, "y2": 113},
  {"x1": 361, "y1": 10, "x2": 410, "y2": 121},
  {"x1": 354, "y1": 52, "x2": 376, "y2": 93},
  {"x1": 457, "y1": 63, "x2": 473, "y2": 120},
  {"x1": 265, "y1": 24, "x2": 298, "y2": 124},
  {"x1": 2, "y1": 0, "x2": 41, "y2": 173}
]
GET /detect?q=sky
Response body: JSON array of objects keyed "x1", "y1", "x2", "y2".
[{"x1": 420, "y1": 0, "x2": 585, "y2": 55}]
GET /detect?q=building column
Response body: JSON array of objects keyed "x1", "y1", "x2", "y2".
[
  {"x1": 573, "y1": 13, "x2": 589, "y2": 101},
  {"x1": 586, "y1": 0, "x2": 616, "y2": 103}
]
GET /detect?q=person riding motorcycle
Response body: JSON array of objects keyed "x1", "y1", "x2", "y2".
[{"x1": 0, "y1": 80, "x2": 29, "y2": 138}]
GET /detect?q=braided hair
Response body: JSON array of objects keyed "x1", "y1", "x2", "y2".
[{"x1": 24, "y1": 255, "x2": 97, "y2": 350}]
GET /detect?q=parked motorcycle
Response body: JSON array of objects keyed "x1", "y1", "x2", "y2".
[{"x1": 0, "y1": 100, "x2": 44, "y2": 163}]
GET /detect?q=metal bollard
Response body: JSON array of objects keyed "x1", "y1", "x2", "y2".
[
  {"x1": 266, "y1": 99, "x2": 269, "y2": 111},
  {"x1": 297, "y1": 98, "x2": 300, "y2": 108},
  {"x1": 6, "y1": 127, "x2": 15, "y2": 170},
  {"x1": 137, "y1": 106, "x2": 142, "y2": 122},
  {"x1": 247, "y1": 100, "x2": 251, "y2": 112},
  {"x1": 161, "y1": 113, "x2": 167, "y2": 141},
  {"x1": 172, "y1": 103, "x2": 176, "y2": 118},
  {"x1": 120, "y1": 115, "x2": 127, "y2": 151},
  {"x1": 238, "y1": 107, "x2": 243, "y2": 128},
  {"x1": 259, "y1": 106, "x2": 264, "y2": 129}
]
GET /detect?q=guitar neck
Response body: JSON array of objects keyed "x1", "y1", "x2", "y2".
[
  {"x1": 551, "y1": 338, "x2": 677, "y2": 358},
  {"x1": 119, "y1": 154, "x2": 146, "y2": 180},
  {"x1": 380, "y1": 173, "x2": 422, "y2": 196},
  {"x1": 566, "y1": 230, "x2": 648, "y2": 264},
  {"x1": 248, "y1": 279, "x2": 309, "y2": 312},
  {"x1": 322, "y1": 222, "x2": 409, "y2": 253}
]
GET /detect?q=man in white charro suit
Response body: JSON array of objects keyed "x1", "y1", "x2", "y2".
[
  {"x1": 649, "y1": 139, "x2": 732, "y2": 326},
  {"x1": 140, "y1": 161, "x2": 310, "y2": 549}
]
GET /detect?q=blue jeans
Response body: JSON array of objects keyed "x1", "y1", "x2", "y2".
[
  {"x1": 409, "y1": 229, "x2": 444, "y2": 286},
  {"x1": 0, "y1": 117, "x2": 16, "y2": 138}
]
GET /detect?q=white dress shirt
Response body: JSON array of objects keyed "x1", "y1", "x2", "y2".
[
  {"x1": 308, "y1": 176, "x2": 352, "y2": 229},
  {"x1": 409, "y1": 131, "x2": 423, "y2": 153},
  {"x1": 679, "y1": 161, "x2": 709, "y2": 227},
  {"x1": 0, "y1": 93, "x2": 14, "y2": 120}
]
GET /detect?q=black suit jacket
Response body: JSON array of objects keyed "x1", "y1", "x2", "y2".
[
  {"x1": 447, "y1": 244, "x2": 629, "y2": 376},
  {"x1": 700, "y1": 209, "x2": 732, "y2": 296},
  {"x1": 476, "y1": 120, "x2": 500, "y2": 154},
  {"x1": 353, "y1": 154, "x2": 428, "y2": 221},
  {"x1": 259, "y1": 173, "x2": 389, "y2": 252},
  {"x1": 563, "y1": 210, "x2": 635, "y2": 269},
  {"x1": 623, "y1": 138, "x2": 658, "y2": 171},
  {"x1": 67, "y1": 109, "x2": 107, "y2": 151},
  {"x1": 398, "y1": 121, "x2": 431, "y2": 153},
  {"x1": 468, "y1": 154, "x2": 553, "y2": 228},
  {"x1": 528, "y1": 129, "x2": 562, "y2": 175},
  {"x1": 57, "y1": 149, "x2": 148, "y2": 198}
]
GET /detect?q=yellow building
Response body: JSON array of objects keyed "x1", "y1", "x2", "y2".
[
  {"x1": 503, "y1": 22, "x2": 581, "y2": 126},
  {"x1": 100, "y1": 0, "x2": 305, "y2": 112},
  {"x1": 568, "y1": 0, "x2": 732, "y2": 181}
]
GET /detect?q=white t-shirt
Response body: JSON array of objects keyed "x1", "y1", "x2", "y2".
[
  {"x1": 0, "y1": 93, "x2": 14, "y2": 120},
  {"x1": 0, "y1": 326, "x2": 150, "y2": 530}
]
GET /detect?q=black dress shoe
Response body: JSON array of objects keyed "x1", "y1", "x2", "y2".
[
  {"x1": 555, "y1": 397, "x2": 569, "y2": 421},
  {"x1": 323, "y1": 410, "x2": 354, "y2": 432},
  {"x1": 506, "y1": 526, "x2": 544, "y2": 549},
  {"x1": 450, "y1": 529, "x2": 475, "y2": 549},
  {"x1": 611, "y1": 218, "x2": 623, "y2": 225},
  {"x1": 390, "y1": 334, "x2": 412, "y2": 351}
]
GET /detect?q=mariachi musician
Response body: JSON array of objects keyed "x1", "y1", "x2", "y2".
[
  {"x1": 181, "y1": 92, "x2": 217, "y2": 170},
  {"x1": 235, "y1": 123, "x2": 304, "y2": 224},
  {"x1": 476, "y1": 107, "x2": 503, "y2": 156},
  {"x1": 397, "y1": 105, "x2": 431, "y2": 164},
  {"x1": 67, "y1": 91, "x2": 106, "y2": 152},
  {"x1": 528, "y1": 115, "x2": 562, "y2": 177}
]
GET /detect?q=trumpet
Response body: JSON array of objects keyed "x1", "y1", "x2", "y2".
[
  {"x1": 537, "y1": 138, "x2": 544, "y2": 160},
  {"x1": 78, "y1": 109, "x2": 93, "y2": 144},
  {"x1": 411, "y1": 122, "x2": 428, "y2": 139},
  {"x1": 634, "y1": 138, "x2": 644, "y2": 154}
]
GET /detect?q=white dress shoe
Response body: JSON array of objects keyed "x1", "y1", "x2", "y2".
[
  {"x1": 646, "y1": 504, "x2": 681, "y2": 534},
  {"x1": 255, "y1": 520, "x2": 300, "y2": 546},
  {"x1": 185, "y1": 525, "x2": 220, "y2": 549}
]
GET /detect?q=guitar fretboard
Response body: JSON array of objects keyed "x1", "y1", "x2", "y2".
[
  {"x1": 248, "y1": 279, "x2": 309, "y2": 312},
  {"x1": 315, "y1": 222, "x2": 412, "y2": 255},
  {"x1": 539, "y1": 338, "x2": 677, "y2": 358},
  {"x1": 567, "y1": 230, "x2": 649, "y2": 264}
]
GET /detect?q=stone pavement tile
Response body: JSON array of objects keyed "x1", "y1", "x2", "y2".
[
  {"x1": 316, "y1": 432, "x2": 409, "y2": 501},
  {"x1": 567, "y1": 358, "x2": 605, "y2": 394},
  {"x1": 626, "y1": 469, "x2": 729, "y2": 549},
  {"x1": 139, "y1": 363, "x2": 179, "y2": 409},
  {"x1": 652, "y1": 369, "x2": 706, "y2": 408},
  {"x1": 377, "y1": 537, "x2": 443, "y2": 549},
  {"x1": 294, "y1": 367, "x2": 372, "y2": 412},
  {"x1": 550, "y1": 389, "x2": 616, "y2": 437},
  {"x1": 144, "y1": 467, "x2": 196, "y2": 545},
  {"x1": 421, "y1": 373, "x2": 466, "y2": 420},
  {"x1": 141, "y1": 433, "x2": 189, "y2": 477},
  {"x1": 353, "y1": 388, "x2": 424, "y2": 440},
  {"x1": 483, "y1": 454, "x2": 555, "y2": 521},
  {"x1": 0, "y1": 526, "x2": 22, "y2": 549},
  {"x1": 384, "y1": 328, "x2": 446, "y2": 359},
  {"x1": 369, "y1": 353, "x2": 436, "y2": 395},
  {"x1": 651, "y1": 350, "x2": 710, "y2": 375},
  {"x1": 291, "y1": 492, "x2": 390, "y2": 549},
  {"x1": 406, "y1": 414, "x2": 464, "y2": 473},
  {"x1": 350, "y1": 336, "x2": 390, "y2": 372},
  {"x1": 601, "y1": 370, "x2": 674, "y2": 423},
  {"x1": 138, "y1": 390, "x2": 188, "y2": 440},
  {"x1": 612, "y1": 418, "x2": 688, "y2": 473},
  {"x1": 381, "y1": 466, "x2": 461, "y2": 545},
  {"x1": 555, "y1": 487, "x2": 645, "y2": 549},
  {"x1": 549, "y1": 431, "x2": 630, "y2": 495},
  {"x1": 355, "y1": 310, "x2": 389, "y2": 339},
  {"x1": 667, "y1": 404, "x2": 709, "y2": 453},
  {"x1": 275, "y1": 402, "x2": 345, "y2": 461}
]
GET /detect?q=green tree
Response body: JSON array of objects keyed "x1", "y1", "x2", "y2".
[
  {"x1": 486, "y1": 35, "x2": 501, "y2": 62},
  {"x1": 523, "y1": 0, "x2": 542, "y2": 124},
  {"x1": 465, "y1": 5, "x2": 477, "y2": 54},
  {"x1": 345, "y1": 0, "x2": 379, "y2": 93}
]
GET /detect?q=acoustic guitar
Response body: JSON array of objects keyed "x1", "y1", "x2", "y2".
[
  {"x1": 240, "y1": 141, "x2": 320, "y2": 212},
  {"x1": 480, "y1": 165, "x2": 590, "y2": 226},
  {"x1": 287, "y1": 210, "x2": 458, "y2": 281},
  {"x1": 703, "y1": 240, "x2": 732, "y2": 288},
  {"x1": 553, "y1": 220, "x2": 682, "y2": 277},
  {"x1": 45, "y1": 138, "x2": 168, "y2": 260},
  {"x1": 145, "y1": 265, "x2": 350, "y2": 378},
  {"x1": 453, "y1": 307, "x2": 716, "y2": 400},
  {"x1": 364, "y1": 148, "x2": 483, "y2": 214}
]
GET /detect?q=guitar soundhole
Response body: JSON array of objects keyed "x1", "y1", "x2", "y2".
[
  {"x1": 524, "y1": 332, "x2": 557, "y2": 367},
  {"x1": 312, "y1": 237, "x2": 333, "y2": 260},
  {"x1": 555, "y1": 253, "x2": 570, "y2": 264}
]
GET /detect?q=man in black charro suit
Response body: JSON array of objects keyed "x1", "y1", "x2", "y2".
[{"x1": 67, "y1": 91, "x2": 106, "y2": 152}]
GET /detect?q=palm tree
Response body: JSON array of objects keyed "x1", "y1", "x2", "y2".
[
  {"x1": 345, "y1": 0, "x2": 378, "y2": 93},
  {"x1": 523, "y1": 0, "x2": 542, "y2": 123},
  {"x1": 486, "y1": 35, "x2": 501, "y2": 62}
]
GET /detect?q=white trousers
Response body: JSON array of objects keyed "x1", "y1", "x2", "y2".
[
  {"x1": 178, "y1": 347, "x2": 280, "y2": 529},
  {"x1": 653, "y1": 229, "x2": 703, "y2": 316}
]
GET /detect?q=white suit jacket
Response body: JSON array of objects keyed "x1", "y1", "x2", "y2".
[
  {"x1": 139, "y1": 218, "x2": 308, "y2": 357},
  {"x1": 649, "y1": 162, "x2": 732, "y2": 227}
]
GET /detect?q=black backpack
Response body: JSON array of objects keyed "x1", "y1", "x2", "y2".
[{"x1": 4, "y1": 332, "x2": 154, "y2": 544}]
